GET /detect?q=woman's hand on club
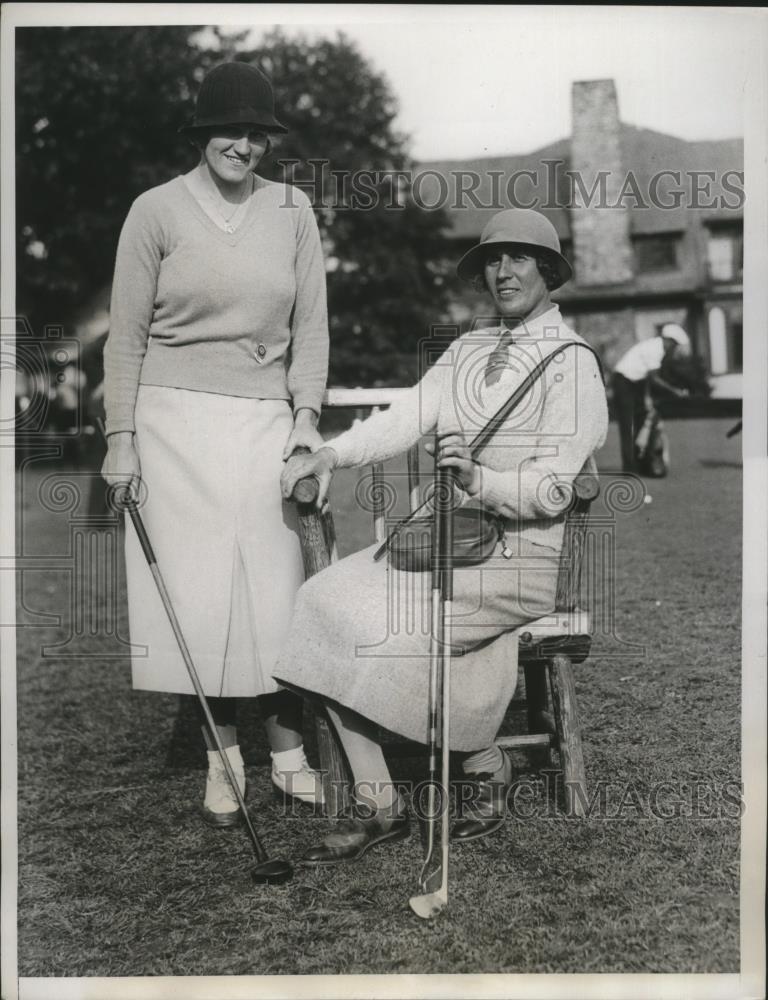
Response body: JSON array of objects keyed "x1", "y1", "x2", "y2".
[
  {"x1": 426, "y1": 433, "x2": 481, "y2": 494},
  {"x1": 282, "y1": 408, "x2": 325, "y2": 459},
  {"x1": 101, "y1": 432, "x2": 141, "y2": 499},
  {"x1": 280, "y1": 446, "x2": 338, "y2": 509}
]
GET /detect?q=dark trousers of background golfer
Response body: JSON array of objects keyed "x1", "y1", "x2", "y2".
[{"x1": 611, "y1": 372, "x2": 647, "y2": 473}]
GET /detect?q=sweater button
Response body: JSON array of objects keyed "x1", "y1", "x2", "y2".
[{"x1": 254, "y1": 344, "x2": 266, "y2": 364}]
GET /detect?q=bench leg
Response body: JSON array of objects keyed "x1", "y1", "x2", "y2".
[
  {"x1": 523, "y1": 662, "x2": 556, "y2": 736},
  {"x1": 548, "y1": 654, "x2": 588, "y2": 818},
  {"x1": 313, "y1": 703, "x2": 352, "y2": 818}
]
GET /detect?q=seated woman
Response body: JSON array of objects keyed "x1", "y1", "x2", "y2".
[{"x1": 278, "y1": 208, "x2": 608, "y2": 864}]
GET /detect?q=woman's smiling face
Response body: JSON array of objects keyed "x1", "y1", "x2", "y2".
[
  {"x1": 202, "y1": 125, "x2": 269, "y2": 186},
  {"x1": 483, "y1": 246, "x2": 551, "y2": 322}
]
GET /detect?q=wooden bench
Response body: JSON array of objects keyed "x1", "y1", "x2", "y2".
[{"x1": 292, "y1": 389, "x2": 599, "y2": 820}]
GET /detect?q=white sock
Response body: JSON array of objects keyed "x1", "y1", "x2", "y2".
[
  {"x1": 270, "y1": 746, "x2": 307, "y2": 772},
  {"x1": 207, "y1": 745, "x2": 243, "y2": 767},
  {"x1": 205, "y1": 746, "x2": 244, "y2": 800},
  {"x1": 462, "y1": 745, "x2": 505, "y2": 776}
]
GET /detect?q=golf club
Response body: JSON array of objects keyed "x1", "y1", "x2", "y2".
[
  {"x1": 411, "y1": 442, "x2": 443, "y2": 897},
  {"x1": 409, "y1": 456, "x2": 455, "y2": 919},
  {"x1": 97, "y1": 419, "x2": 293, "y2": 885}
]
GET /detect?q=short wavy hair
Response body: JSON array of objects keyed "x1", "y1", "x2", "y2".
[{"x1": 470, "y1": 246, "x2": 562, "y2": 293}]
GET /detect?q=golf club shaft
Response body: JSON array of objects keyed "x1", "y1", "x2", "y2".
[
  {"x1": 439, "y1": 470, "x2": 455, "y2": 896},
  {"x1": 144, "y1": 556, "x2": 268, "y2": 863},
  {"x1": 96, "y1": 419, "x2": 268, "y2": 862},
  {"x1": 418, "y1": 440, "x2": 445, "y2": 887}
]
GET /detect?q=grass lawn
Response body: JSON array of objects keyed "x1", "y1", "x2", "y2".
[{"x1": 14, "y1": 417, "x2": 742, "y2": 976}]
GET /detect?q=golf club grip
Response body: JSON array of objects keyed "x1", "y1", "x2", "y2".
[{"x1": 125, "y1": 500, "x2": 156, "y2": 564}]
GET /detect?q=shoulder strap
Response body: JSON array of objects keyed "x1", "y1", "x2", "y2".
[
  {"x1": 373, "y1": 340, "x2": 602, "y2": 562},
  {"x1": 470, "y1": 341, "x2": 602, "y2": 457}
]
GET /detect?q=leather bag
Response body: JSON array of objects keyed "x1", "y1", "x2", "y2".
[{"x1": 388, "y1": 506, "x2": 503, "y2": 571}]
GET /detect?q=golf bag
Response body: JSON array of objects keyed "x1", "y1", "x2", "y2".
[{"x1": 635, "y1": 408, "x2": 669, "y2": 478}]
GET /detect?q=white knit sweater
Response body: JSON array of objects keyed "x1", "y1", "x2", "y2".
[{"x1": 328, "y1": 306, "x2": 608, "y2": 551}]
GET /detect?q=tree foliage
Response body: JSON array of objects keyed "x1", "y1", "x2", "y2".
[
  {"x1": 15, "y1": 26, "x2": 451, "y2": 386},
  {"x1": 245, "y1": 30, "x2": 451, "y2": 384},
  {"x1": 15, "y1": 26, "x2": 212, "y2": 331}
]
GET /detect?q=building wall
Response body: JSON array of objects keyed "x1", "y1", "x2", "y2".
[
  {"x1": 631, "y1": 228, "x2": 701, "y2": 294},
  {"x1": 570, "y1": 308, "x2": 636, "y2": 371},
  {"x1": 633, "y1": 306, "x2": 689, "y2": 342}
]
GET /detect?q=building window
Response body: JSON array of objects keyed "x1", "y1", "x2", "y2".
[
  {"x1": 707, "y1": 227, "x2": 743, "y2": 282},
  {"x1": 708, "y1": 307, "x2": 742, "y2": 374},
  {"x1": 633, "y1": 234, "x2": 679, "y2": 273}
]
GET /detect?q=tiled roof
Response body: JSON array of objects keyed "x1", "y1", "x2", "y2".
[{"x1": 416, "y1": 125, "x2": 743, "y2": 240}]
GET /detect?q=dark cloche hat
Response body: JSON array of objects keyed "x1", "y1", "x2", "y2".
[
  {"x1": 179, "y1": 61, "x2": 288, "y2": 135},
  {"x1": 456, "y1": 208, "x2": 572, "y2": 289}
]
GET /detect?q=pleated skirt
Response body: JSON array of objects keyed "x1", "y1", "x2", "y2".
[
  {"x1": 125, "y1": 385, "x2": 304, "y2": 697},
  {"x1": 273, "y1": 537, "x2": 560, "y2": 751}
]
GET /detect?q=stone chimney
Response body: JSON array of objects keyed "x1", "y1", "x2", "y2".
[{"x1": 570, "y1": 80, "x2": 633, "y2": 285}]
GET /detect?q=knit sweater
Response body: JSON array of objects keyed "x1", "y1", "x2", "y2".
[
  {"x1": 328, "y1": 306, "x2": 608, "y2": 551},
  {"x1": 103, "y1": 175, "x2": 329, "y2": 435}
]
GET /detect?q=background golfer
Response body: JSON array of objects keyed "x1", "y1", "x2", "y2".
[
  {"x1": 611, "y1": 324, "x2": 690, "y2": 473},
  {"x1": 101, "y1": 61, "x2": 329, "y2": 826}
]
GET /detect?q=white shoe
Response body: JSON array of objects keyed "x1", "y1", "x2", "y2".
[
  {"x1": 271, "y1": 749, "x2": 325, "y2": 806},
  {"x1": 202, "y1": 746, "x2": 245, "y2": 828}
]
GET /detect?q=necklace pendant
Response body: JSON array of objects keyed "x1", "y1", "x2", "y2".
[{"x1": 224, "y1": 223, "x2": 235, "y2": 234}]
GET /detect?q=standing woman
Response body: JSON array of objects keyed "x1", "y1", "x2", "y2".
[{"x1": 102, "y1": 62, "x2": 328, "y2": 825}]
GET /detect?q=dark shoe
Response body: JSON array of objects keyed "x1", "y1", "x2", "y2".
[
  {"x1": 300, "y1": 809, "x2": 409, "y2": 866},
  {"x1": 201, "y1": 804, "x2": 242, "y2": 829},
  {"x1": 452, "y1": 751, "x2": 513, "y2": 843}
]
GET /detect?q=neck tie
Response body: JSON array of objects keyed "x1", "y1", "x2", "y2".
[{"x1": 484, "y1": 330, "x2": 515, "y2": 386}]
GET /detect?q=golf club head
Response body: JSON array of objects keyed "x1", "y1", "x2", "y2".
[
  {"x1": 251, "y1": 859, "x2": 294, "y2": 885},
  {"x1": 408, "y1": 888, "x2": 447, "y2": 920},
  {"x1": 416, "y1": 863, "x2": 442, "y2": 895}
]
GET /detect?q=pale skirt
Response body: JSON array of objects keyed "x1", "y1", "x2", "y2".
[
  {"x1": 125, "y1": 385, "x2": 304, "y2": 697},
  {"x1": 273, "y1": 537, "x2": 560, "y2": 751}
]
